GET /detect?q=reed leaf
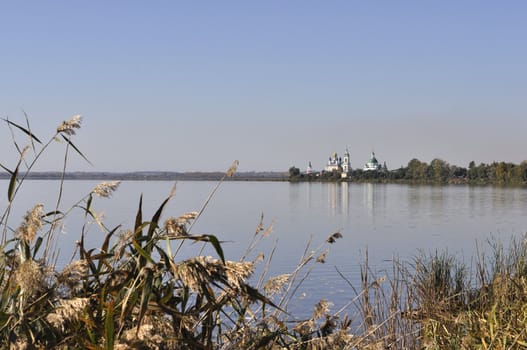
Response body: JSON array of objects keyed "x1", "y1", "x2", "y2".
[
  {"x1": 118, "y1": 274, "x2": 142, "y2": 329},
  {"x1": 85, "y1": 194, "x2": 93, "y2": 218},
  {"x1": 32, "y1": 237, "x2": 43, "y2": 258},
  {"x1": 155, "y1": 245, "x2": 172, "y2": 272},
  {"x1": 23, "y1": 111, "x2": 38, "y2": 152},
  {"x1": 79, "y1": 232, "x2": 87, "y2": 260},
  {"x1": 83, "y1": 206, "x2": 106, "y2": 232},
  {"x1": 134, "y1": 195, "x2": 143, "y2": 238},
  {"x1": 42, "y1": 210, "x2": 63, "y2": 219},
  {"x1": 105, "y1": 302, "x2": 115, "y2": 350},
  {"x1": 61, "y1": 134, "x2": 92, "y2": 165},
  {"x1": 147, "y1": 195, "x2": 172, "y2": 240},
  {"x1": 132, "y1": 239, "x2": 155, "y2": 265},
  {"x1": 101, "y1": 225, "x2": 120, "y2": 254},
  {"x1": 79, "y1": 237, "x2": 98, "y2": 275},
  {"x1": 0, "y1": 163, "x2": 12, "y2": 175},
  {"x1": 96, "y1": 225, "x2": 120, "y2": 274},
  {"x1": 205, "y1": 234, "x2": 225, "y2": 265},
  {"x1": 173, "y1": 234, "x2": 227, "y2": 264},
  {"x1": 2, "y1": 118, "x2": 42, "y2": 144},
  {"x1": 8, "y1": 162, "x2": 19, "y2": 202},
  {"x1": 242, "y1": 284, "x2": 282, "y2": 311},
  {"x1": 137, "y1": 267, "x2": 154, "y2": 333}
]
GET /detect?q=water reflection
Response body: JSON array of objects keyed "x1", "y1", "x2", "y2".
[
  {"x1": 362, "y1": 183, "x2": 387, "y2": 222},
  {"x1": 430, "y1": 186, "x2": 446, "y2": 221},
  {"x1": 406, "y1": 185, "x2": 448, "y2": 223},
  {"x1": 288, "y1": 182, "x2": 301, "y2": 212},
  {"x1": 327, "y1": 182, "x2": 349, "y2": 216},
  {"x1": 363, "y1": 183, "x2": 374, "y2": 213}
]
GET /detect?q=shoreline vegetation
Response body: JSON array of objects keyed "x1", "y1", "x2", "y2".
[
  {"x1": 289, "y1": 158, "x2": 527, "y2": 186},
  {"x1": 2, "y1": 116, "x2": 527, "y2": 349}
]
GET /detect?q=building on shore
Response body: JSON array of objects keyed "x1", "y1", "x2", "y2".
[
  {"x1": 325, "y1": 149, "x2": 352, "y2": 178},
  {"x1": 305, "y1": 149, "x2": 386, "y2": 178},
  {"x1": 363, "y1": 151, "x2": 382, "y2": 171},
  {"x1": 306, "y1": 161, "x2": 313, "y2": 175},
  {"x1": 325, "y1": 152, "x2": 341, "y2": 172}
]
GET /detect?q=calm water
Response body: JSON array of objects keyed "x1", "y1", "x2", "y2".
[{"x1": 2, "y1": 180, "x2": 527, "y2": 316}]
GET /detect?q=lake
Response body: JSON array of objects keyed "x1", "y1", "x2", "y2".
[{"x1": 2, "y1": 180, "x2": 526, "y2": 318}]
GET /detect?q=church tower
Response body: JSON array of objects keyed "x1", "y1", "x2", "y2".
[
  {"x1": 306, "y1": 161, "x2": 313, "y2": 175},
  {"x1": 342, "y1": 148, "x2": 351, "y2": 175}
]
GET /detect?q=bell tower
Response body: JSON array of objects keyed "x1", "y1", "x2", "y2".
[{"x1": 342, "y1": 148, "x2": 351, "y2": 174}]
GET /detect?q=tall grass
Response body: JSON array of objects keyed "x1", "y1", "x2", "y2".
[{"x1": 1, "y1": 116, "x2": 527, "y2": 349}]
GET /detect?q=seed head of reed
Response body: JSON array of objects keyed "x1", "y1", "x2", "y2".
[
  {"x1": 313, "y1": 299, "x2": 331, "y2": 320},
  {"x1": 293, "y1": 320, "x2": 315, "y2": 336},
  {"x1": 262, "y1": 222, "x2": 274, "y2": 238},
  {"x1": 298, "y1": 328, "x2": 352, "y2": 350},
  {"x1": 253, "y1": 252, "x2": 265, "y2": 264},
  {"x1": 225, "y1": 260, "x2": 254, "y2": 288},
  {"x1": 113, "y1": 229, "x2": 134, "y2": 260},
  {"x1": 16, "y1": 204, "x2": 44, "y2": 243},
  {"x1": 57, "y1": 259, "x2": 89, "y2": 294},
  {"x1": 174, "y1": 256, "x2": 253, "y2": 293},
  {"x1": 226, "y1": 160, "x2": 239, "y2": 177},
  {"x1": 91, "y1": 181, "x2": 121, "y2": 198},
  {"x1": 15, "y1": 259, "x2": 45, "y2": 297},
  {"x1": 368, "y1": 275, "x2": 387, "y2": 291},
  {"x1": 326, "y1": 232, "x2": 343, "y2": 244},
  {"x1": 46, "y1": 297, "x2": 90, "y2": 331},
  {"x1": 264, "y1": 274, "x2": 290, "y2": 297},
  {"x1": 119, "y1": 313, "x2": 175, "y2": 349},
  {"x1": 163, "y1": 212, "x2": 198, "y2": 236},
  {"x1": 56, "y1": 115, "x2": 82, "y2": 135},
  {"x1": 316, "y1": 249, "x2": 329, "y2": 263}
]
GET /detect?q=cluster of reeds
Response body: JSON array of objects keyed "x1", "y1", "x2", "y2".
[
  {"x1": 412, "y1": 239, "x2": 527, "y2": 349},
  {"x1": 0, "y1": 116, "x2": 356, "y2": 349},
  {"x1": 1, "y1": 116, "x2": 527, "y2": 349}
]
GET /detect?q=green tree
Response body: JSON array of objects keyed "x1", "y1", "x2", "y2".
[
  {"x1": 520, "y1": 161, "x2": 527, "y2": 183},
  {"x1": 430, "y1": 158, "x2": 449, "y2": 183},
  {"x1": 406, "y1": 158, "x2": 428, "y2": 181},
  {"x1": 468, "y1": 161, "x2": 477, "y2": 180},
  {"x1": 288, "y1": 166, "x2": 301, "y2": 181},
  {"x1": 495, "y1": 162, "x2": 505, "y2": 184}
]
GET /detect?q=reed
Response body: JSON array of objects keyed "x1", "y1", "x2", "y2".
[{"x1": 1, "y1": 116, "x2": 527, "y2": 349}]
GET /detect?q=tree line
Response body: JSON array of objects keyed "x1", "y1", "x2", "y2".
[{"x1": 289, "y1": 158, "x2": 527, "y2": 185}]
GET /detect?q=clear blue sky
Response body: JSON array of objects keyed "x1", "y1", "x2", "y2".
[{"x1": 1, "y1": 1, "x2": 526, "y2": 172}]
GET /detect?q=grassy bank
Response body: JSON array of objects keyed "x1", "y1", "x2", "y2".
[{"x1": 1, "y1": 116, "x2": 527, "y2": 349}]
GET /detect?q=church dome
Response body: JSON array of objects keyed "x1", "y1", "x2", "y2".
[
  {"x1": 369, "y1": 152, "x2": 378, "y2": 164},
  {"x1": 363, "y1": 151, "x2": 382, "y2": 171}
]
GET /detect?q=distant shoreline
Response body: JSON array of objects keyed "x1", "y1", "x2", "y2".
[
  {"x1": 0, "y1": 171, "x2": 289, "y2": 182},
  {"x1": 1, "y1": 169, "x2": 526, "y2": 186}
]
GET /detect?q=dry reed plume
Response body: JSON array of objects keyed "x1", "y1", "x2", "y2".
[
  {"x1": 91, "y1": 180, "x2": 121, "y2": 198},
  {"x1": 16, "y1": 204, "x2": 44, "y2": 243},
  {"x1": 56, "y1": 115, "x2": 82, "y2": 135}
]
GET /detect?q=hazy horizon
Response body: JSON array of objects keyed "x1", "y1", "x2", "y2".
[{"x1": 1, "y1": 2, "x2": 526, "y2": 173}]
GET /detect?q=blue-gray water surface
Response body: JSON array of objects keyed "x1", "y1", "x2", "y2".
[{"x1": 2, "y1": 180, "x2": 526, "y2": 318}]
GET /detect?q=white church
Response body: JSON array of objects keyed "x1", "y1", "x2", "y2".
[
  {"x1": 306, "y1": 149, "x2": 384, "y2": 178},
  {"x1": 325, "y1": 149, "x2": 352, "y2": 178},
  {"x1": 363, "y1": 151, "x2": 382, "y2": 171}
]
